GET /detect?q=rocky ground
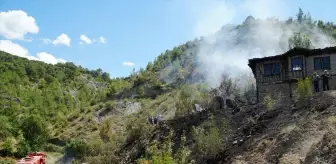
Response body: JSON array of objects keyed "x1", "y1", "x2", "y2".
[{"x1": 119, "y1": 90, "x2": 336, "y2": 164}]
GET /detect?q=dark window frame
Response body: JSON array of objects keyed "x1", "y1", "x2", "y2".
[
  {"x1": 263, "y1": 62, "x2": 281, "y2": 76},
  {"x1": 291, "y1": 56, "x2": 303, "y2": 72},
  {"x1": 314, "y1": 56, "x2": 331, "y2": 70}
]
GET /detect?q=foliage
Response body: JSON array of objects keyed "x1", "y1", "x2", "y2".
[
  {"x1": 175, "y1": 84, "x2": 208, "y2": 116},
  {"x1": 84, "y1": 140, "x2": 120, "y2": 164},
  {"x1": 189, "y1": 115, "x2": 226, "y2": 159},
  {"x1": 65, "y1": 139, "x2": 87, "y2": 159},
  {"x1": 262, "y1": 94, "x2": 276, "y2": 110},
  {"x1": 0, "y1": 50, "x2": 118, "y2": 158},
  {"x1": 125, "y1": 112, "x2": 153, "y2": 141},
  {"x1": 241, "y1": 74, "x2": 257, "y2": 104},
  {"x1": 295, "y1": 77, "x2": 313, "y2": 105},
  {"x1": 211, "y1": 74, "x2": 240, "y2": 100},
  {"x1": 99, "y1": 118, "x2": 116, "y2": 142},
  {"x1": 136, "y1": 130, "x2": 191, "y2": 164},
  {"x1": 0, "y1": 116, "x2": 13, "y2": 141},
  {"x1": 1, "y1": 138, "x2": 15, "y2": 155},
  {"x1": 0, "y1": 158, "x2": 15, "y2": 164},
  {"x1": 174, "y1": 131, "x2": 192, "y2": 164},
  {"x1": 20, "y1": 114, "x2": 50, "y2": 151},
  {"x1": 288, "y1": 32, "x2": 313, "y2": 49},
  {"x1": 191, "y1": 125, "x2": 223, "y2": 158}
]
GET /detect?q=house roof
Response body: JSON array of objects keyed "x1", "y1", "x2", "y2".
[{"x1": 248, "y1": 46, "x2": 336, "y2": 75}]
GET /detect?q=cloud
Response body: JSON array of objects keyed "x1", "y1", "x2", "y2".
[
  {"x1": 52, "y1": 33, "x2": 71, "y2": 46},
  {"x1": 78, "y1": 35, "x2": 106, "y2": 45},
  {"x1": 0, "y1": 10, "x2": 39, "y2": 40},
  {"x1": 0, "y1": 40, "x2": 66, "y2": 64},
  {"x1": 36, "y1": 52, "x2": 66, "y2": 64},
  {"x1": 123, "y1": 61, "x2": 135, "y2": 66},
  {"x1": 99, "y1": 37, "x2": 106, "y2": 43},
  {"x1": 0, "y1": 40, "x2": 37, "y2": 60},
  {"x1": 80, "y1": 35, "x2": 92, "y2": 44},
  {"x1": 41, "y1": 38, "x2": 52, "y2": 44}
]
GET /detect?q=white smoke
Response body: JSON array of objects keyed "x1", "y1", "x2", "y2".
[{"x1": 182, "y1": 0, "x2": 335, "y2": 88}]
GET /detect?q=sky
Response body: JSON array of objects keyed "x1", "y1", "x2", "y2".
[{"x1": 0, "y1": 0, "x2": 335, "y2": 78}]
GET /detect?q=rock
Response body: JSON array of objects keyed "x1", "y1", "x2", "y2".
[
  {"x1": 209, "y1": 96, "x2": 224, "y2": 111},
  {"x1": 226, "y1": 98, "x2": 237, "y2": 108},
  {"x1": 232, "y1": 107, "x2": 241, "y2": 114},
  {"x1": 233, "y1": 140, "x2": 238, "y2": 145},
  {"x1": 194, "y1": 104, "x2": 204, "y2": 112}
]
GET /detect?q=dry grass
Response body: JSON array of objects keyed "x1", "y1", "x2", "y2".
[
  {"x1": 279, "y1": 153, "x2": 302, "y2": 164},
  {"x1": 280, "y1": 124, "x2": 297, "y2": 135}
]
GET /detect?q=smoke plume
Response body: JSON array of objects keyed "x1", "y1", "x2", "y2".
[{"x1": 183, "y1": 0, "x2": 335, "y2": 88}]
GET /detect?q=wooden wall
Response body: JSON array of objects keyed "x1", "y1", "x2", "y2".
[{"x1": 254, "y1": 58, "x2": 288, "y2": 84}]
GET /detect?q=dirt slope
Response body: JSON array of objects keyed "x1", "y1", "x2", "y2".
[
  {"x1": 120, "y1": 90, "x2": 336, "y2": 164},
  {"x1": 212, "y1": 90, "x2": 336, "y2": 164}
]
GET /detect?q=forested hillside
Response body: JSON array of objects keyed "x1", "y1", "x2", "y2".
[{"x1": 1, "y1": 8, "x2": 336, "y2": 164}]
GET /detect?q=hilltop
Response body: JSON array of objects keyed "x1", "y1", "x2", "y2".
[{"x1": 1, "y1": 8, "x2": 336, "y2": 164}]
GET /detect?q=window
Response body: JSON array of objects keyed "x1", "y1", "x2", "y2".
[
  {"x1": 263, "y1": 63, "x2": 280, "y2": 76},
  {"x1": 314, "y1": 56, "x2": 331, "y2": 70},
  {"x1": 291, "y1": 56, "x2": 303, "y2": 71}
]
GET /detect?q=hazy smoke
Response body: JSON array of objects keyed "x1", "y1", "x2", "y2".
[{"x1": 186, "y1": 0, "x2": 335, "y2": 88}]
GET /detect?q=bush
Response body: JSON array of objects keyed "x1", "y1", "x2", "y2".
[
  {"x1": 125, "y1": 114, "x2": 153, "y2": 142},
  {"x1": 212, "y1": 74, "x2": 240, "y2": 99},
  {"x1": 83, "y1": 140, "x2": 120, "y2": 164},
  {"x1": 174, "y1": 131, "x2": 191, "y2": 164},
  {"x1": 2, "y1": 138, "x2": 15, "y2": 155},
  {"x1": 295, "y1": 77, "x2": 313, "y2": 105},
  {"x1": 262, "y1": 94, "x2": 276, "y2": 110},
  {"x1": 99, "y1": 118, "x2": 116, "y2": 142},
  {"x1": 136, "y1": 131, "x2": 176, "y2": 164},
  {"x1": 192, "y1": 125, "x2": 223, "y2": 158},
  {"x1": 175, "y1": 84, "x2": 207, "y2": 116},
  {"x1": 16, "y1": 136, "x2": 31, "y2": 157},
  {"x1": 44, "y1": 143, "x2": 63, "y2": 152},
  {"x1": 0, "y1": 157, "x2": 15, "y2": 164},
  {"x1": 65, "y1": 139, "x2": 87, "y2": 159}
]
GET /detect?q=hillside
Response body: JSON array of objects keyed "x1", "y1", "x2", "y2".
[{"x1": 1, "y1": 8, "x2": 336, "y2": 164}]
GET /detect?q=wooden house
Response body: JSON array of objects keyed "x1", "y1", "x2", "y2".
[{"x1": 248, "y1": 46, "x2": 336, "y2": 102}]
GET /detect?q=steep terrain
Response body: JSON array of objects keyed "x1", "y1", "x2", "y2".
[
  {"x1": 1, "y1": 8, "x2": 336, "y2": 164},
  {"x1": 119, "y1": 91, "x2": 336, "y2": 164}
]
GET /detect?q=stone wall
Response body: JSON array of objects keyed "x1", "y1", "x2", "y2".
[{"x1": 258, "y1": 82, "x2": 293, "y2": 102}]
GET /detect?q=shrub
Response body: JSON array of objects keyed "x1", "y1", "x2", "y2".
[
  {"x1": 20, "y1": 114, "x2": 50, "y2": 151},
  {"x1": 211, "y1": 74, "x2": 240, "y2": 99},
  {"x1": 44, "y1": 143, "x2": 63, "y2": 152},
  {"x1": 136, "y1": 131, "x2": 176, "y2": 164},
  {"x1": 192, "y1": 126, "x2": 223, "y2": 158},
  {"x1": 125, "y1": 114, "x2": 153, "y2": 141},
  {"x1": 174, "y1": 131, "x2": 191, "y2": 164},
  {"x1": 0, "y1": 157, "x2": 15, "y2": 164},
  {"x1": 65, "y1": 139, "x2": 87, "y2": 159},
  {"x1": 295, "y1": 77, "x2": 313, "y2": 105},
  {"x1": 262, "y1": 94, "x2": 276, "y2": 110},
  {"x1": 99, "y1": 118, "x2": 116, "y2": 142},
  {"x1": 2, "y1": 138, "x2": 15, "y2": 155},
  {"x1": 175, "y1": 85, "x2": 206, "y2": 116}
]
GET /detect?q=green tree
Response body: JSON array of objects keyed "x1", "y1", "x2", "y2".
[
  {"x1": 288, "y1": 32, "x2": 313, "y2": 49},
  {"x1": 296, "y1": 8, "x2": 304, "y2": 23},
  {"x1": 20, "y1": 114, "x2": 50, "y2": 151}
]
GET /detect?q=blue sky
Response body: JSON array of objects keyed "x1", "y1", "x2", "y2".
[{"x1": 0, "y1": 0, "x2": 335, "y2": 78}]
